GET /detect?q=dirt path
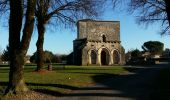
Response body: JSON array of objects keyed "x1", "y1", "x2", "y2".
[{"x1": 6, "y1": 64, "x2": 169, "y2": 100}]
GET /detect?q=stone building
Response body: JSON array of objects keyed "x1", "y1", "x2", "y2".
[{"x1": 73, "y1": 19, "x2": 125, "y2": 65}]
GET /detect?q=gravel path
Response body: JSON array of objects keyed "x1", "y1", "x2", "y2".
[{"x1": 6, "y1": 64, "x2": 169, "y2": 100}]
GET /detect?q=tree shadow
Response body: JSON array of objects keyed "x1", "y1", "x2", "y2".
[
  {"x1": 1, "y1": 64, "x2": 167, "y2": 100},
  {"x1": 1, "y1": 81, "x2": 116, "y2": 97},
  {"x1": 24, "y1": 72, "x2": 145, "y2": 99},
  {"x1": 90, "y1": 65, "x2": 167, "y2": 100},
  {"x1": 0, "y1": 82, "x2": 7, "y2": 86},
  {"x1": 0, "y1": 65, "x2": 9, "y2": 67},
  {"x1": 28, "y1": 81, "x2": 125, "y2": 97},
  {"x1": 34, "y1": 88, "x2": 130, "y2": 97},
  {"x1": 27, "y1": 80, "x2": 114, "y2": 90},
  {"x1": 0, "y1": 82, "x2": 7, "y2": 96},
  {"x1": 0, "y1": 68, "x2": 9, "y2": 73}
]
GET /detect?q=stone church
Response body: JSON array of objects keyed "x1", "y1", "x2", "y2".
[{"x1": 73, "y1": 19, "x2": 125, "y2": 65}]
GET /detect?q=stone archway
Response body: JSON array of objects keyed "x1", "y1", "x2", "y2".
[
  {"x1": 91, "y1": 50, "x2": 97, "y2": 64},
  {"x1": 113, "y1": 50, "x2": 120, "y2": 64},
  {"x1": 100, "y1": 48, "x2": 110, "y2": 65}
]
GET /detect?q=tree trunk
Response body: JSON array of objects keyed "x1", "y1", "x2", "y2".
[
  {"x1": 36, "y1": 21, "x2": 45, "y2": 71},
  {"x1": 165, "y1": 0, "x2": 170, "y2": 26},
  {"x1": 5, "y1": 51, "x2": 28, "y2": 94},
  {"x1": 5, "y1": 0, "x2": 36, "y2": 94}
]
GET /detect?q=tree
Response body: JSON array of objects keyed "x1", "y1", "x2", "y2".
[
  {"x1": 0, "y1": 0, "x2": 9, "y2": 18},
  {"x1": 142, "y1": 41, "x2": 164, "y2": 55},
  {"x1": 35, "y1": 0, "x2": 105, "y2": 71},
  {"x1": 30, "y1": 50, "x2": 55, "y2": 63},
  {"x1": 53, "y1": 54, "x2": 67, "y2": 63},
  {"x1": 5, "y1": 0, "x2": 36, "y2": 94},
  {"x1": 44, "y1": 50, "x2": 54, "y2": 63},
  {"x1": 162, "y1": 48, "x2": 170, "y2": 57},
  {"x1": 112, "y1": 0, "x2": 170, "y2": 35},
  {"x1": 1, "y1": 46, "x2": 9, "y2": 61},
  {"x1": 30, "y1": 51, "x2": 38, "y2": 63},
  {"x1": 125, "y1": 50, "x2": 133, "y2": 61},
  {"x1": 125, "y1": 49, "x2": 143, "y2": 65},
  {"x1": 131, "y1": 49, "x2": 142, "y2": 58}
]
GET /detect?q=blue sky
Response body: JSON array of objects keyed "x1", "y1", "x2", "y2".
[{"x1": 0, "y1": 4, "x2": 170, "y2": 55}]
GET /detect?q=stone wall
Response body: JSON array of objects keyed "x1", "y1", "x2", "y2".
[
  {"x1": 73, "y1": 19, "x2": 125, "y2": 66},
  {"x1": 77, "y1": 20, "x2": 120, "y2": 42},
  {"x1": 81, "y1": 41, "x2": 123, "y2": 65}
]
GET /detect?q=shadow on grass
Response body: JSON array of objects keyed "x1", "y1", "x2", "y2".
[
  {"x1": 27, "y1": 72, "x2": 142, "y2": 98},
  {"x1": 27, "y1": 82, "x2": 114, "y2": 91},
  {"x1": 0, "y1": 82, "x2": 7, "y2": 98},
  {"x1": 1, "y1": 64, "x2": 169, "y2": 99},
  {"x1": 29, "y1": 73, "x2": 134, "y2": 98},
  {"x1": 0, "y1": 65, "x2": 9, "y2": 67},
  {"x1": 91, "y1": 64, "x2": 170, "y2": 100},
  {"x1": 34, "y1": 88, "x2": 129, "y2": 97},
  {"x1": 0, "y1": 66, "x2": 10, "y2": 73},
  {"x1": 0, "y1": 73, "x2": 119, "y2": 97},
  {"x1": 0, "y1": 82, "x2": 8, "y2": 87},
  {"x1": 0, "y1": 69, "x2": 9, "y2": 73}
]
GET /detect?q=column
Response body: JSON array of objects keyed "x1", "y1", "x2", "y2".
[{"x1": 96, "y1": 52, "x2": 101, "y2": 66}]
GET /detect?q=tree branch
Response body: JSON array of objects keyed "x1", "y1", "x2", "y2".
[{"x1": 46, "y1": 1, "x2": 74, "y2": 21}]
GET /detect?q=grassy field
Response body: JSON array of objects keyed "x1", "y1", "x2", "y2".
[{"x1": 0, "y1": 65, "x2": 127, "y2": 98}]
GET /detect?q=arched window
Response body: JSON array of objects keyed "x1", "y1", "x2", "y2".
[{"x1": 102, "y1": 35, "x2": 106, "y2": 42}]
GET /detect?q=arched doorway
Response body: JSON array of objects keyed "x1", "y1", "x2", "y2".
[
  {"x1": 91, "y1": 50, "x2": 97, "y2": 64},
  {"x1": 113, "y1": 50, "x2": 120, "y2": 64},
  {"x1": 100, "y1": 48, "x2": 109, "y2": 65}
]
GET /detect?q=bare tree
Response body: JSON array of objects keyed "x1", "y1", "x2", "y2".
[
  {"x1": 0, "y1": 0, "x2": 9, "y2": 14},
  {"x1": 35, "y1": 0, "x2": 105, "y2": 71},
  {"x1": 164, "y1": 0, "x2": 170, "y2": 27},
  {"x1": 5, "y1": 0, "x2": 36, "y2": 94},
  {"x1": 112, "y1": 0, "x2": 170, "y2": 35}
]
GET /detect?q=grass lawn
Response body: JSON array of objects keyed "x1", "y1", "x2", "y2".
[
  {"x1": 0, "y1": 65, "x2": 127, "y2": 98},
  {"x1": 150, "y1": 68, "x2": 170, "y2": 100}
]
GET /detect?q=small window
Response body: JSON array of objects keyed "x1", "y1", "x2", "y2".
[{"x1": 102, "y1": 35, "x2": 106, "y2": 42}]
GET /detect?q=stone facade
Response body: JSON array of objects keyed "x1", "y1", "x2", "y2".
[{"x1": 73, "y1": 19, "x2": 125, "y2": 65}]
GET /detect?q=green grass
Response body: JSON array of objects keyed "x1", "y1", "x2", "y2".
[
  {"x1": 0, "y1": 65, "x2": 127, "y2": 98},
  {"x1": 150, "y1": 69, "x2": 170, "y2": 100}
]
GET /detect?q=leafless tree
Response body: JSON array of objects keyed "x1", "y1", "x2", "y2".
[
  {"x1": 35, "y1": 0, "x2": 106, "y2": 71},
  {"x1": 4, "y1": 0, "x2": 36, "y2": 94},
  {"x1": 0, "y1": 0, "x2": 9, "y2": 13},
  {"x1": 112, "y1": 0, "x2": 170, "y2": 35}
]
